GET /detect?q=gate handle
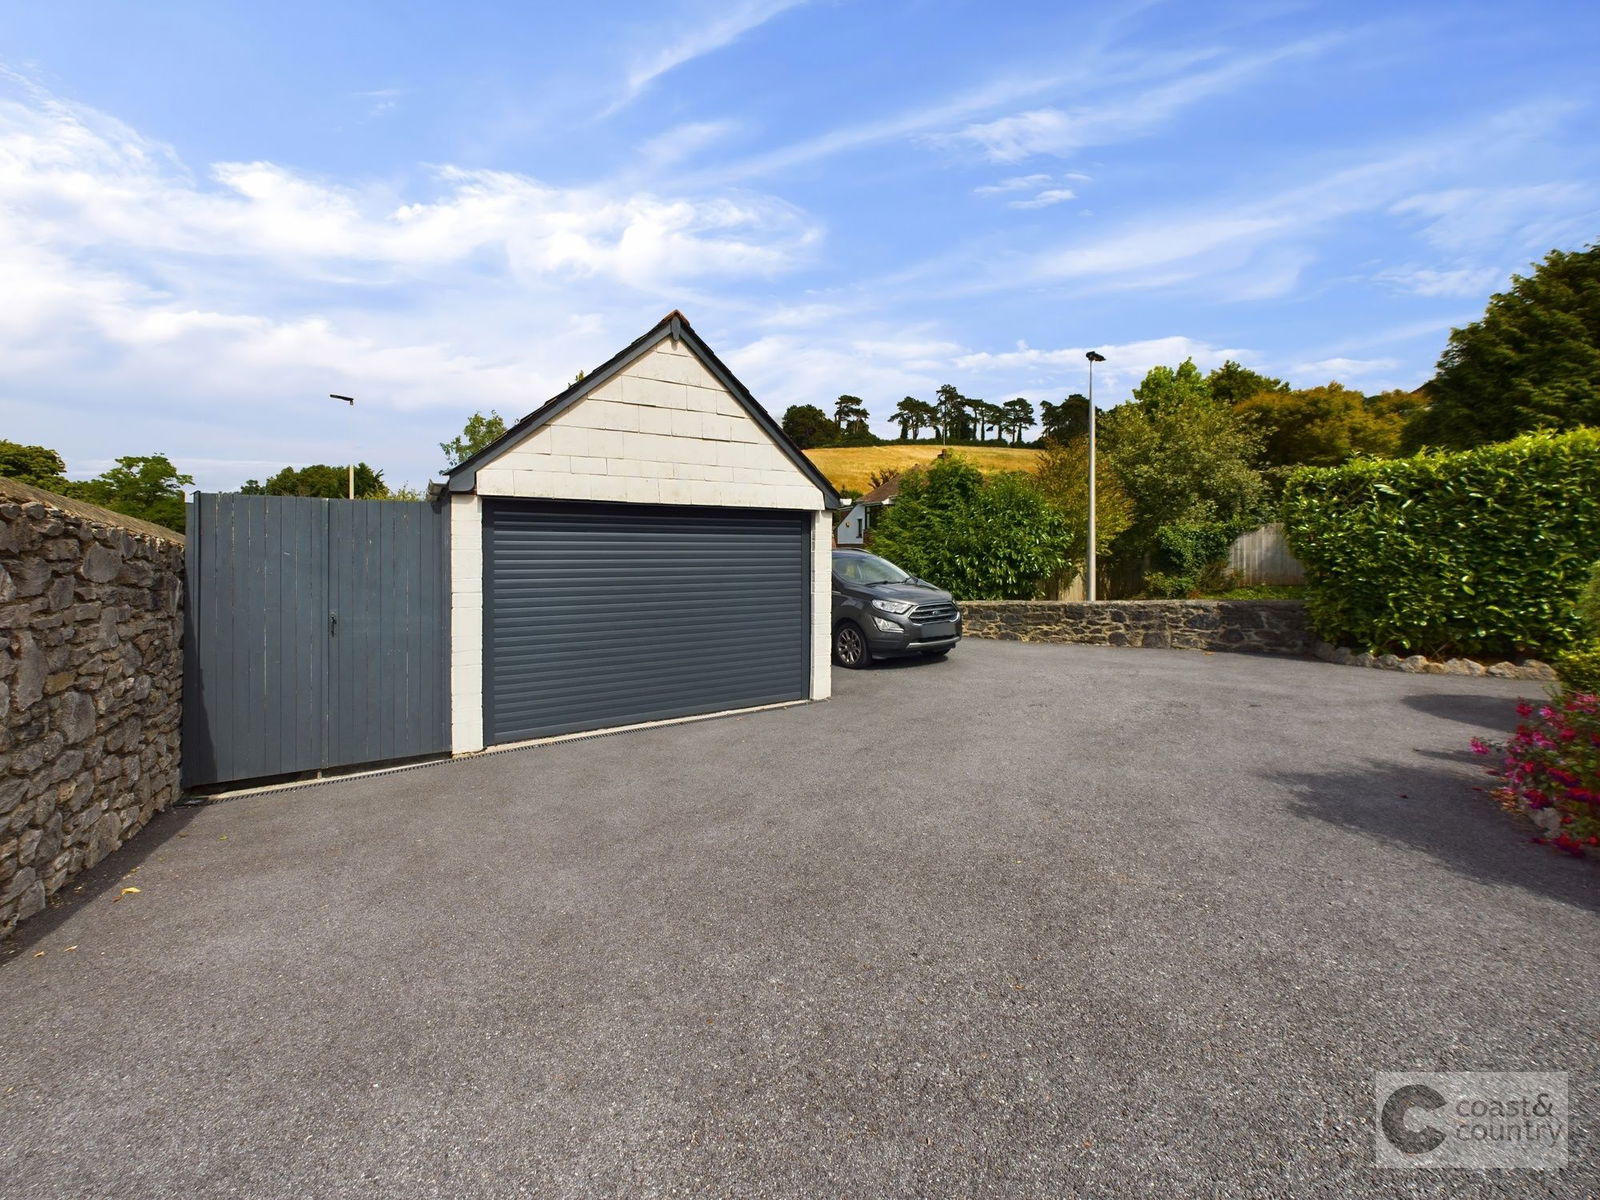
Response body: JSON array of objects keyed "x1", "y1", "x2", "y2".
[{"x1": 330, "y1": 610, "x2": 338, "y2": 637}]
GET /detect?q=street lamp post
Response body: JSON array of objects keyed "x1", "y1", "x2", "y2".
[
  {"x1": 1084, "y1": 351, "x2": 1105, "y2": 602},
  {"x1": 330, "y1": 394, "x2": 355, "y2": 499}
]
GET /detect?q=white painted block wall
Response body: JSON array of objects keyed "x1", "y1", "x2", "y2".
[
  {"x1": 449, "y1": 493, "x2": 484, "y2": 753},
  {"x1": 449, "y1": 331, "x2": 833, "y2": 753}
]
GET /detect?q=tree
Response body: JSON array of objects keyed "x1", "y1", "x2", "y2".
[
  {"x1": 891, "y1": 396, "x2": 939, "y2": 441},
  {"x1": 1207, "y1": 360, "x2": 1289, "y2": 407},
  {"x1": 1039, "y1": 395, "x2": 1090, "y2": 442},
  {"x1": 891, "y1": 397, "x2": 924, "y2": 441},
  {"x1": 73, "y1": 455, "x2": 193, "y2": 532},
  {"x1": 440, "y1": 410, "x2": 507, "y2": 469},
  {"x1": 1032, "y1": 435, "x2": 1134, "y2": 570},
  {"x1": 241, "y1": 463, "x2": 388, "y2": 499},
  {"x1": 1403, "y1": 242, "x2": 1600, "y2": 451},
  {"x1": 780, "y1": 404, "x2": 839, "y2": 449},
  {"x1": 1234, "y1": 382, "x2": 1404, "y2": 468},
  {"x1": 1101, "y1": 366, "x2": 1266, "y2": 592},
  {"x1": 1001, "y1": 398, "x2": 1036, "y2": 445},
  {"x1": 967, "y1": 398, "x2": 1004, "y2": 442},
  {"x1": 868, "y1": 454, "x2": 1070, "y2": 599},
  {"x1": 0, "y1": 441, "x2": 69, "y2": 491},
  {"x1": 1131, "y1": 358, "x2": 1212, "y2": 412},
  {"x1": 934, "y1": 385, "x2": 972, "y2": 441},
  {"x1": 833, "y1": 395, "x2": 869, "y2": 432}
]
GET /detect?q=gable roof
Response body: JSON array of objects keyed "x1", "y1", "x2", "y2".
[
  {"x1": 857, "y1": 473, "x2": 901, "y2": 505},
  {"x1": 442, "y1": 311, "x2": 842, "y2": 508}
]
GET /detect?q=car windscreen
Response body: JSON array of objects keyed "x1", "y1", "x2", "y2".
[{"x1": 834, "y1": 553, "x2": 910, "y2": 585}]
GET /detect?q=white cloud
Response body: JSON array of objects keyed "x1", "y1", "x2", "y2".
[
  {"x1": 1008, "y1": 188, "x2": 1076, "y2": 210},
  {"x1": 607, "y1": 0, "x2": 809, "y2": 113},
  {"x1": 951, "y1": 335, "x2": 1247, "y2": 402},
  {"x1": 1375, "y1": 263, "x2": 1502, "y2": 298},
  {"x1": 943, "y1": 36, "x2": 1341, "y2": 163},
  {"x1": 0, "y1": 87, "x2": 818, "y2": 289},
  {"x1": 352, "y1": 88, "x2": 404, "y2": 120},
  {"x1": 0, "y1": 78, "x2": 823, "y2": 490},
  {"x1": 639, "y1": 119, "x2": 742, "y2": 168},
  {"x1": 974, "y1": 174, "x2": 1052, "y2": 196},
  {"x1": 1290, "y1": 356, "x2": 1400, "y2": 383},
  {"x1": 1390, "y1": 183, "x2": 1595, "y2": 252}
]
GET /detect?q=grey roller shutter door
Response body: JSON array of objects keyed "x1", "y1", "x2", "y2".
[{"x1": 484, "y1": 500, "x2": 812, "y2": 745}]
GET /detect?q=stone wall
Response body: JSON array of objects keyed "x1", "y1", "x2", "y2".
[
  {"x1": 1, "y1": 478, "x2": 183, "y2": 935},
  {"x1": 960, "y1": 599, "x2": 1315, "y2": 656}
]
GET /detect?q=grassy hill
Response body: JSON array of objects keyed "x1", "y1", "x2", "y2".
[{"x1": 804, "y1": 444, "x2": 1042, "y2": 497}]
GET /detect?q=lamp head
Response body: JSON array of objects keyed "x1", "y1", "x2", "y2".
[{"x1": 1085, "y1": 351, "x2": 1106, "y2": 363}]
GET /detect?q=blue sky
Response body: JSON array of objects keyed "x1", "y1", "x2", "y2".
[{"x1": 2, "y1": 0, "x2": 1597, "y2": 492}]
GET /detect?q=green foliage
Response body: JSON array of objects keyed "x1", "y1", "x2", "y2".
[
  {"x1": 935, "y1": 384, "x2": 974, "y2": 441},
  {"x1": 833, "y1": 395, "x2": 869, "y2": 432},
  {"x1": 1038, "y1": 395, "x2": 1089, "y2": 443},
  {"x1": 1206, "y1": 360, "x2": 1288, "y2": 406},
  {"x1": 1100, "y1": 369, "x2": 1265, "y2": 583},
  {"x1": 241, "y1": 463, "x2": 388, "y2": 499},
  {"x1": 1557, "y1": 647, "x2": 1600, "y2": 696},
  {"x1": 1131, "y1": 358, "x2": 1211, "y2": 413},
  {"x1": 1574, "y1": 561, "x2": 1600, "y2": 637},
  {"x1": 1200, "y1": 584, "x2": 1305, "y2": 601},
  {"x1": 1032, "y1": 435, "x2": 1132, "y2": 568},
  {"x1": 440, "y1": 410, "x2": 507, "y2": 468},
  {"x1": 1000, "y1": 398, "x2": 1036, "y2": 444},
  {"x1": 1281, "y1": 429, "x2": 1600, "y2": 655},
  {"x1": 780, "y1": 404, "x2": 839, "y2": 449},
  {"x1": 869, "y1": 454, "x2": 1069, "y2": 599},
  {"x1": 1234, "y1": 382, "x2": 1404, "y2": 468},
  {"x1": 72, "y1": 454, "x2": 193, "y2": 532},
  {"x1": 0, "y1": 440, "x2": 69, "y2": 491},
  {"x1": 1403, "y1": 242, "x2": 1600, "y2": 451},
  {"x1": 1145, "y1": 521, "x2": 1241, "y2": 598},
  {"x1": 1558, "y1": 562, "x2": 1600, "y2": 697},
  {"x1": 891, "y1": 397, "x2": 938, "y2": 441}
]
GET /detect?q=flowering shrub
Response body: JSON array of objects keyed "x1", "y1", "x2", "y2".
[{"x1": 1473, "y1": 695, "x2": 1600, "y2": 857}]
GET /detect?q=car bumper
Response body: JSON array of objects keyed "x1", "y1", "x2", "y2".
[{"x1": 864, "y1": 616, "x2": 963, "y2": 657}]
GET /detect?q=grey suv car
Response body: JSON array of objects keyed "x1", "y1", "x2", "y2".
[{"x1": 831, "y1": 549, "x2": 962, "y2": 668}]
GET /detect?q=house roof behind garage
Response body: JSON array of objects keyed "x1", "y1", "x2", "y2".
[{"x1": 442, "y1": 312, "x2": 843, "y2": 508}]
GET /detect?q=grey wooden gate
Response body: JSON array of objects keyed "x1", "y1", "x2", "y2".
[{"x1": 182, "y1": 494, "x2": 449, "y2": 787}]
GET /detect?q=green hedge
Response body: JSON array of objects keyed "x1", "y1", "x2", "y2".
[{"x1": 1281, "y1": 430, "x2": 1600, "y2": 655}]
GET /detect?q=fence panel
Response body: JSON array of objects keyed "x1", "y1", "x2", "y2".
[{"x1": 1228, "y1": 522, "x2": 1305, "y2": 586}]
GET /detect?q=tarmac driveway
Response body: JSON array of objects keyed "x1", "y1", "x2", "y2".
[{"x1": 2, "y1": 640, "x2": 1596, "y2": 1198}]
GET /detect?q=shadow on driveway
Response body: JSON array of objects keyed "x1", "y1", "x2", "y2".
[
  {"x1": 1399, "y1": 690, "x2": 1538, "y2": 727},
  {"x1": 1273, "y1": 754, "x2": 1599, "y2": 914},
  {"x1": 0, "y1": 805, "x2": 202, "y2": 961}
]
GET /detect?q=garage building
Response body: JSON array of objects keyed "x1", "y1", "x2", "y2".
[{"x1": 439, "y1": 311, "x2": 842, "y2": 753}]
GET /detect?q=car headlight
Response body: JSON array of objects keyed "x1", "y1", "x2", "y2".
[{"x1": 871, "y1": 599, "x2": 914, "y2": 614}]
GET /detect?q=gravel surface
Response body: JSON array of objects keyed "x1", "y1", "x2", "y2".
[{"x1": 2, "y1": 640, "x2": 1595, "y2": 1198}]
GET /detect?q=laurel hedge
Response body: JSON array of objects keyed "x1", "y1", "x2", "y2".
[{"x1": 1280, "y1": 429, "x2": 1600, "y2": 656}]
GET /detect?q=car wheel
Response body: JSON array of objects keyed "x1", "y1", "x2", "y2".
[
  {"x1": 920, "y1": 647, "x2": 952, "y2": 657},
  {"x1": 833, "y1": 622, "x2": 870, "y2": 669}
]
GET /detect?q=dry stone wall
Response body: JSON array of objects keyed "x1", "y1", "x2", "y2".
[
  {"x1": 1, "y1": 479, "x2": 183, "y2": 934},
  {"x1": 959, "y1": 600, "x2": 1315, "y2": 656}
]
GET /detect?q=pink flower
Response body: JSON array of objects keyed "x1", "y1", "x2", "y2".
[{"x1": 1469, "y1": 738, "x2": 1491, "y2": 755}]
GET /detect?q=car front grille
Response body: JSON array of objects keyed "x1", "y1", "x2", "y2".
[{"x1": 911, "y1": 602, "x2": 959, "y2": 623}]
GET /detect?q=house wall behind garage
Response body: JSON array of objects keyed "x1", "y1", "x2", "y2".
[{"x1": 449, "y1": 335, "x2": 832, "y2": 754}]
